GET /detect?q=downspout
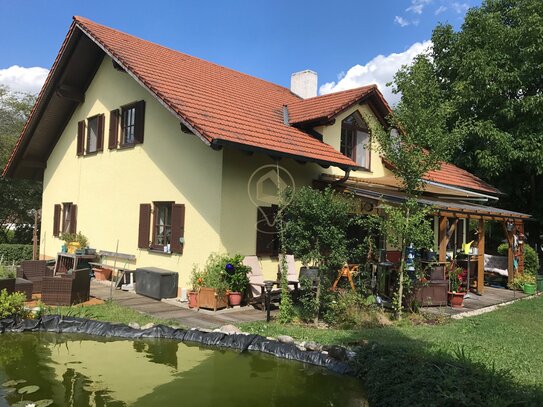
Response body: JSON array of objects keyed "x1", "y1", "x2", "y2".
[{"x1": 331, "y1": 169, "x2": 351, "y2": 186}]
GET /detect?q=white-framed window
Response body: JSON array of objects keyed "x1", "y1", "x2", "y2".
[{"x1": 340, "y1": 113, "x2": 371, "y2": 170}]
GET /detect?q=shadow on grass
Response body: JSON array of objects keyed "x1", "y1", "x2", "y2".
[{"x1": 350, "y1": 331, "x2": 543, "y2": 407}]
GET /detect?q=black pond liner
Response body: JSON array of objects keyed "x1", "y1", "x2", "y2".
[{"x1": 0, "y1": 315, "x2": 352, "y2": 375}]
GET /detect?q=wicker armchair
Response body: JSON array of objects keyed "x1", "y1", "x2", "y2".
[
  {"x1": 41, "y1": 268, "x2": 91, "y2": 306},
  {"x1": 17, "y1": 260, "x2": 53, "y2": 293}
]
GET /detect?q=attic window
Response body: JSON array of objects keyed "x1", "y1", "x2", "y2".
[
  {"x1": 121, "y1": 100, "x2": 145, "y2": 147},
  {"x1": 86, "y1": 115, "x2": 104, "y2": 154},
  {"x1": 340, "y1": 112, "x2": 371, "y2": 170}
]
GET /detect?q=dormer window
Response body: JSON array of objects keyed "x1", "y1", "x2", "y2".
[{"x1": 340, "y1": 112, "x2": 371, "y2": 170}]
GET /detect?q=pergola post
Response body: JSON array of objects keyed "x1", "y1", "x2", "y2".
[
  {"x1": 477, "y1": 218, "x2": 485, "y2": 294},
  {"x1": 438, "y1": 216, "x2": 448, "y2": 262},
  {"x1": 502, "y1": 221, "x2": 515, "y2": 285}
]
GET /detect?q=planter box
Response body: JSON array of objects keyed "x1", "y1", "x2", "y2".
[{"x1": 197, "y1": 287, "x2": 228, "y2": 311}]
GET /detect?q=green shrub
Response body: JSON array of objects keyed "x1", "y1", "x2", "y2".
[
  {"x1": 0, "y1": 244, "x2": 33, "y2": 264},
  {"x1": 510, "y1": 273, "x2": 536, "y2": 290},
  {"x1": 297, "y1": 277, "x2": 319, "y2": 323},
  {"x1": 0, "y1": 264, "x2": 15, "y2": 279},
  {"x1": 193, "y1": 253, "x2": 249, "y2": 297},
  {"x1": 0, "y1": 289, "x2": 28, "y2": 319},
  {"x1": 323, "y1": 290, "x2": 382, "y2": 329},
  {"x1": 498, "y1": 243, "x2": 540, "y2": 275}
]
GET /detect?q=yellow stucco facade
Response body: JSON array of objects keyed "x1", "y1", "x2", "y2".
[
  {"x1": 41, "y1": 55, "x2": 391, "y2": 290},
  {"x1": 41, "y1": 56, "x2": 224, "y2": 287}
]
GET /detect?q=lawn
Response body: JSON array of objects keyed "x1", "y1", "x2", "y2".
[
  {"x1": 241, "y1": 296, "x2": 543, "y2": 406},
  {"x1": 48, "y1": 301, "x2": 182, "y2": 328}
]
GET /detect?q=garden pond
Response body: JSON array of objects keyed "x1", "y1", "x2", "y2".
[{"x1": 0, "y1": 333, "x2": 367, "y2": 406}]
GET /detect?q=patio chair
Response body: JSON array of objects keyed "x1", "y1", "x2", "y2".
[
  {"x1": 243, "y1": 256, "x2": 266, "y2": 298},
  {"x1": 17, "y1": 260, "x2": 54, "y2": 293},
  {"x1": 243, "y1": 256, "x2": 280, "y2": 310},
  {"x1": 41, "y1": 268, "x2": 91, "y2": 306},
  {"x1": 278, "y1": 254, "x2": 299, "y2": 290}
]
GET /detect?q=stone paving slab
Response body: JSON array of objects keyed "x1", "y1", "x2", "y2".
[{"x1": 90, "y1": 281, "x2": 271, "y2": 328}]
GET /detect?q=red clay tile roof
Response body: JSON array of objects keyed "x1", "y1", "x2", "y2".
[
  {"x1": 288, "y1": 86, "x2": 387, "y2": 125},
  {"x1": 3, "y1": 17, "x2": 501, "y2": 197},
  {"x1": 71, "y1": 16, "x2": 357, "y2": 169},
  {"x1": 425, "y1": 162, "x2": 500, "y2": 195}
]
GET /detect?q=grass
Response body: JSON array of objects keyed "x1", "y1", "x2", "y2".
[
  {"x1": 241, "y1": 296, "x2": 543, "y2": 406},
  {"x1": 47, "y1": 301, "x2": 183, "y2": 328}
]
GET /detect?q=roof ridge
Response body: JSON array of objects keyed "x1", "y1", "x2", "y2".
[
  {"x1": 73, "y1": 16, "x2": 300, "y2": 99},
  {"x1": 289, "y1": 84, "x2": 377, "y2": 104}
]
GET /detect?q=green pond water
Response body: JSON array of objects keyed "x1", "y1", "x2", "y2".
[{"x1": 0, "y1": 333, "x2": 367, "y2": 406}]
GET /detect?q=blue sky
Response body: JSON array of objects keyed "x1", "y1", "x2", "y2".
[{"x1": 0, "y1": 0, "x2": 480, "y2": 104}]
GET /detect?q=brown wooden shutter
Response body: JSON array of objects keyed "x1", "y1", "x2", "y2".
[
  {"x1": 108, "y1": 109, "x2": 119, "y2": 149},
  {"x1": 170, "y1": 203, "x2": 186, "y2": 254},
  {"x1": 134, "y1": 100, "x2": 145, "y2": 144},
  {"x1": 69, "y1": 204, "x2": 77, "y2": 234},
  {"x1": 256, "y1": 206, "x2": 278, "y2": 257},
  {"x1": 77, "y1": 121, "x2": 85, "y2": 156},
  {"x1": 138, "y1": 204, "x2": 151, "y2": 249},
  {"x1": 96, "y1": 114, "x2": 105, "y2": 152},
  {"x1": 53, "y1": 204, "x2": 61, "y2": 237}
]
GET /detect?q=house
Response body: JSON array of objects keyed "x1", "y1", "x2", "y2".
[{"x1": 3, "y1": 17, "x2": 529, "y2": 293}]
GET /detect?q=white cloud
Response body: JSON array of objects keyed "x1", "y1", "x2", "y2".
[
  {"x1": 0, "y1": 65, "x2": 49, "y2": 95},
  {"x1": 406, "y1": 0, "x2": 433, "y2": 14},
  {"x1": 394, "y1": 16, "x2": 410, "y2": 27},
  {"x1": 435, "y1": 5, "x2": 448, "y2": 15},
  {"x1": 451, "y1": 2, "x2": 469, "y2": 14},
  {"x1": 319, "y1": 40, "x2": 433, "y2": 106}
]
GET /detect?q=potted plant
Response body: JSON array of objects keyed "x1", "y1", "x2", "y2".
[
  {"x1": 188, "y1": 266, "x2": 204, "y2": 308},
  {"x1": 512, "y1": 273, "x2": 536, "y2": 295},
  {"x1": 60, "y1": 232, "x2": 89, "y2": 254},
  {"x1": 224, "y1": 255, "x2": 250, "y2": 306},
  {"x1": 195, "y1": 254, "x2": 229, "y2": 311},
  {"x1": 448, "y1": 267, "x2": 466, "y2": 308}
]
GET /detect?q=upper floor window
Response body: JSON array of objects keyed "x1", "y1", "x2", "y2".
[
  {"x1": 86, "y1": 115, "x2": 100, "y2": 153},
  {"x1": 77, "y1": 115, "x2": 104, "y2": 156},
  {"x1": 121, "y1": 100, "x2": 145, "y2": 147},
  {"x1": 340, "y1": 112, "x2": 371, "y2": 170}
]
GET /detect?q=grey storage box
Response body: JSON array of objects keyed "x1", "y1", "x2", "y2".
[{"x1": 135, "y1": 267, "x2": 178, "y2": 300}]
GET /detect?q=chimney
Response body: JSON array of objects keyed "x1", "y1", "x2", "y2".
[{"x1": 290, "y1": 70, "x2": 318, "y2": 99}]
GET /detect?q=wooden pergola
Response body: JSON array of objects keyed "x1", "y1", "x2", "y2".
[
  {"x1": 338, "y1": 183, "x2": 531, "y2": 295},
  {"x1": 436, "y1": 205, "x2": 529, "y2": 294}
]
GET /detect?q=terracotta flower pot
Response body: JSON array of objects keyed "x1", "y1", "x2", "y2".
[
  {"x1": 448, "y1": 292, "x2": 465, "y2": 308},
  {"x1": 229, "y1": 292, "x2": 242, "y2": 306},
  {"x1": 188, "y1": 291, "x2": 198, "y2": 308},
  {"x1": 93, "y1": 268, "x2": 112, "y2": 281}
]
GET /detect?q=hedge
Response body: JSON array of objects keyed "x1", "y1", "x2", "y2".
[
  {"x1": 0, "y1": 244, "x2": 34, "y2": 265},
  {"x1": 498, "y1": 243, "x2": 540, "y2": 275}
]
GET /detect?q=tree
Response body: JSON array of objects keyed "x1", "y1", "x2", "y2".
[
  {"x1": 0, "y1": 85, "x2": 41, "y2": 243},
  {"x1": 392, "y1": 0, "x2": 543, "y2": 238},
  {"x1": 364, "y1": 104, "x2": 447, "y2": 318},
  {"x1": 280, "y1": 186, "x2": 360, "y2": 324}
]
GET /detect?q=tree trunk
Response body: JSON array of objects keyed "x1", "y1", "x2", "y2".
[
  {"x1": 396, "y1": 205, "x2": 411, "y2": 320},
  {"x1": 314, "y1": 268, "x2": 321, "y2": 325}
]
